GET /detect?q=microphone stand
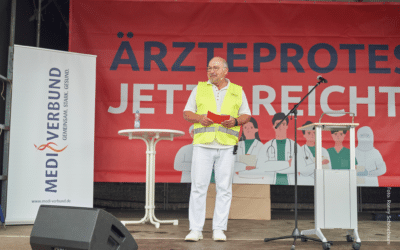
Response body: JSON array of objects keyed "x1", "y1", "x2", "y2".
[{"x1": 264, "y1": 79, "x2": 332, "y2": 250}]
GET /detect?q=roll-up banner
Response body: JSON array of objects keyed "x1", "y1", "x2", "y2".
[{"x1": 6, "y1": 45, "x2": 96, "y2": 224}]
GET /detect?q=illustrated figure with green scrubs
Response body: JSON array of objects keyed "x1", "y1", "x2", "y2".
[
  {"x1": 239, "y1": 112, "x2": 303, "y2": 185},
  {"x1": 327, "y1": 130, "x2": 357, "y2": 170},
  {"x1": 233, "y1": 117, "x2": 263, "y2": 183}
]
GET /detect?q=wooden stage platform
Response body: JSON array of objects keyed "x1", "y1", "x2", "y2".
[{"x1": 0, "y1": 209, "x2": 398, "y2": 250}]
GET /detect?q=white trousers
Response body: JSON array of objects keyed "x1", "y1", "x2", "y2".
[{"x1": 189, "y1": 146, "x2": 235, "y2": 231}]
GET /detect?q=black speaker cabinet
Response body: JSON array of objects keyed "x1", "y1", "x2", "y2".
[{"x1": 30, "y1": 205, "x2": 138, "y2": 250}]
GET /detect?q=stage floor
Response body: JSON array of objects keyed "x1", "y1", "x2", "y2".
[{"x1": 0, "y1": 209, "x2": 398, "y2": 250}]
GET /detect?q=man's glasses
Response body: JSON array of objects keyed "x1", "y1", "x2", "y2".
[{"x1": 207, "y1": 66, "x2": 221, "y2": 72}]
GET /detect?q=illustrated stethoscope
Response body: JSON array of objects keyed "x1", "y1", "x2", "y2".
[
  {"x1": 304, "y1": 146, "x2": 314, "y2": 162},
  {"x1": 266, "y1": 139, "x2": 292, "y2": 160}
]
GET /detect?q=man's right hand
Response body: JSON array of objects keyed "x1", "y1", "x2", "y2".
[{"x1": 200, "y1": 115, "x2": 214, "y2": 127}]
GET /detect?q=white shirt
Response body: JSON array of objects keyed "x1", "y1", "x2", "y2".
[{"x1": 184, "y1": 79, "x2": 251, "y2": 149}]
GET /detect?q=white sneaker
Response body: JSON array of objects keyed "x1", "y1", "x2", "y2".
[
  {"x1": 185, "y1": 230, "x2": 203, "y2": 241},
  {"x1": 213, "y1": 230, "x2": 227, "y2": 241}
]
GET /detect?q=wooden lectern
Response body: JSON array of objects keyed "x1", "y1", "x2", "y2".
[{"x1": 298, "y1": 112, "x2": 361, "y2": 250}]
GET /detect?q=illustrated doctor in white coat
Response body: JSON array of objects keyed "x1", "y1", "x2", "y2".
[
  {"x1": 239, "y1": 113, "x2": 303, "y2": 185},
  {"x1": 233, "y1": 117, "x2": 264, "y2": 183},
  {"x1": 298, "y1": 121, "x2": 332, "y2": 186},
  {"x1": 355, "y1": 126, "x2": 386, "y2": 186},
  {"x1": 174, "y1": 125, "x2": 194, "y2": 183}
]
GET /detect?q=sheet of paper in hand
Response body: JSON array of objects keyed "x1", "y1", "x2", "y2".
[{"x1": 207, "y1": 111, "x2": 230, "y2": 124}]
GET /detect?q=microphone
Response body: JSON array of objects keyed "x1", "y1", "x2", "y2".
[{"x1": 317, "y1": 75, "x2": 328, "y2": 83}]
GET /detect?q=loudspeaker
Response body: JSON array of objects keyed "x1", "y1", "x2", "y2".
[{"x1": 30, "y1": 205, "x2": 138, "y2": 250}]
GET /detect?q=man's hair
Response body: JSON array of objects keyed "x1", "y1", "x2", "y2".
[
  {"x1": 331, "y1": 130, "x2": 347, "y2": 134},
  {"x1": 272, "y1": 112, "x2": 289, "y2": 125},
  {"x1": 208, "y1": 57, "x2": 229, "y2": 70},
  {"x1": 302, "y1": 121, "x2": 313, "y2": 135},
  {"x1": 222, "y1": 59, "x2": 228, "y2": 69}
]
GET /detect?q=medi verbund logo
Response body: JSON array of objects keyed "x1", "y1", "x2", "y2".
[{"x1": 34, "y1": 68, "x2": 68, "y2": 193}]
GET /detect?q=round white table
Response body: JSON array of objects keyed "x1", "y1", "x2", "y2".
[{"x1": 118, "y1": 129, "x2": 185, "y2": 228}]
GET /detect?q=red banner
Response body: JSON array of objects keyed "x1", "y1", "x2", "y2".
[{"x1": 70, "y1": 0, "x2": 400, "y2": 186}]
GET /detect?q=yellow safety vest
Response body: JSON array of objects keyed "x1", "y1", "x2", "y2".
[{"x1": 193, "y1": 81, "x2": 242, "y2": 145}]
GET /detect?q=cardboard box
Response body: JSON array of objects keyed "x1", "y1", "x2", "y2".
[{"x1": 206, "y1": 184, "x2": 271, "y2": 220}]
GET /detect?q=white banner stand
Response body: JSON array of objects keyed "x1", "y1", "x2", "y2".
[{"x1": 6, "y1": 45, "x2": 96, "y2": 224}]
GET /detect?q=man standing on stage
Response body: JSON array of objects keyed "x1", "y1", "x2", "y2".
[{"x1": 183, "y1": 57, "x2": 251, "y2": 242}]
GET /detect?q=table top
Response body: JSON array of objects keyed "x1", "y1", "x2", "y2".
[
  {"x1": 298, "y1": 123, "x2": 359, "y2": 131},
  {"x1": 118, "y1": 129, "x2": 185, "y2": 138}
]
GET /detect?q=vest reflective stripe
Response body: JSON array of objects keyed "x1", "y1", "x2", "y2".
[
  {"x1": 193, "y1": 81, "x2": 242, "y2": 145},
  {"x1": 193, "y1": 127, "x2": 239, "y2": 137},
  {"x1": 216, "y1": 127, "x2": 240, "y2": 137},
  {"x1": 193, "y1": 127, "x2": 215, "y2": 134}
]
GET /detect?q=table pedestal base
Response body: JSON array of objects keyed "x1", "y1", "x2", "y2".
[
  {"x1": 118, "y1": 130, "x2": 184, "y2": 228},
  {"x1": 121, "y1": 206, "x2": 178, "y2": 229}
]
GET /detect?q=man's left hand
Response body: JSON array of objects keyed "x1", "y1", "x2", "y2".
[{"x1": 221, "y1": 116, "x2": 236, "y2": 128}]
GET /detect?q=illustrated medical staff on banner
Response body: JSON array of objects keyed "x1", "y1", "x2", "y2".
[
  {"x1": 355, "y1": 126, "x2": 386, "y2": 186},
  {"x1": 239, "y1": 113, "x2": 303, "y2": 185},
  {"x1": 327, "y1": 130, "x2": 358, "y2": 171},
  {"x1": 233, "y1": 117, "x2": 263, "y2": 183},
  {"x1": 298, "y1": 121, "x2": 332, "y2": 186},
  {"x1": 174, "y1": 125, "x2": 194, "y2": 183}
]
